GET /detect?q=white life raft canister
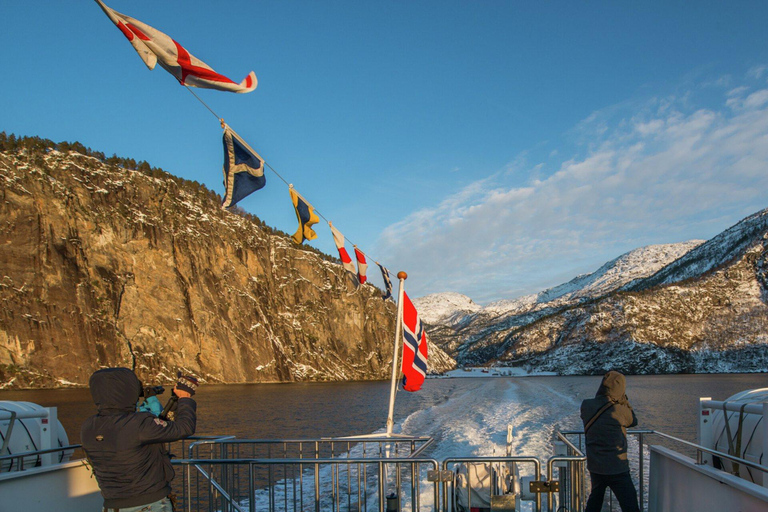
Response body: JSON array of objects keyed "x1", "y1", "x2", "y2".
[
  {"x1": 0, "y1": 401, "x2": 72, "y2": 472},
  {"x1": 709, "y1": 388, "x2": 767, "y2": 484}
]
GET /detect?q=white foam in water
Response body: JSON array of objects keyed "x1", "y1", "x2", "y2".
[
  {"x1": 399, "y1": 378, "x2": 585, "y2": 511},
  {"x1": 248, "y1": 378, "x2": 599, "y2": 511},
  {"x1": 399, "y1": 378, "x2": 583, "y2": 458}
]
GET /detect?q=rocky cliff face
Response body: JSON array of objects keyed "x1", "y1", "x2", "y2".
[
  {"x1": 422, "y1": 210, "x2": 768, "y2": 374},
  {"x1": 0, "y1": 143, "x2": 455, "y2": 388}
]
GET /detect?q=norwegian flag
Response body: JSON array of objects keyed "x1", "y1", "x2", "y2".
[
  {"x1": 330, "y1": 224, "x2": 356, "y2": 276},
  {"x1": 353, "y1": 246, "x2": 368, "y2": 284},
  {"x1": 401, "y1": 292, "x2": 428, "y2": 392},
  {"x1": 95, "y1": 0, "x2": 257, "y2": 93}
]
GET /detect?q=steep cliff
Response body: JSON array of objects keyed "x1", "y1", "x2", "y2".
[{"x1": 0, "y1": 140, "x2": 455, "y2": 388}]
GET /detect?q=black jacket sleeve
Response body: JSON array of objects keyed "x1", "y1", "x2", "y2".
[
  {"x1": 138, "y1": 397, "x2": 197, "y2": 445},
  {"x1": 617, "y1": 398, "x2": 638, "y2": 428}
]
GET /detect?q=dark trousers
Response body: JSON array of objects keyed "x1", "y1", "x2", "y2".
[{"x1": 585, "y1": 471, "x2": 640, "y2": 512}]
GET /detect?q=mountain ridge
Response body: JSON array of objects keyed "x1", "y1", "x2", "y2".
[{"x1": 421, "y1": 208, "x2": 768, "y2": 374}]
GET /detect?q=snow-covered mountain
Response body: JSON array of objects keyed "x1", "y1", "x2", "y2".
[
  {"x1": 423, "y1": 208, "x2": 768, "y2": 374},
  {"x1": 625, "y1": 208, "x2": 768, "y2": 292},
  {"x1": 419, "y1": 241, "x2": 703, "y2": 358},
  {"x1": 418, "y1": 242, "x2": 702, "y2": 325},
  {"x1": 539, "y1": 241, "x2": 705, "y2": 301},
  {"x1": 413, "y1": 292, "x2": 482, "y2": 326}
]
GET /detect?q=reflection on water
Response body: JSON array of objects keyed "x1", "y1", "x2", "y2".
[{"x1": 0, "y1": 373, "x2": 764, "y2": 449}]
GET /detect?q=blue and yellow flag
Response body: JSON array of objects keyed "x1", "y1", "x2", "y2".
[
  {"x1": 290, "y1": 187, "x2": 320, "y2": 244},
  {"x1": 222, "y1": 126, "x2": 265, "y2": 208},
  {"x1": 377, "y1": 262, "x2": 393, "y2": 300}
]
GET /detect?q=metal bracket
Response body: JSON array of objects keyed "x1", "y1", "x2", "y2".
[
  {"x1": 529, "y1": 480, "x2": 560, "y2": 493},
  {"x1": 427, "y1": 470, "x2": 454, "y2": 482}
]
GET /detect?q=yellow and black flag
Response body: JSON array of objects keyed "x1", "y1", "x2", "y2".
[{"x1": 289, "y1": 186, "x2": 320, "y2": 244}]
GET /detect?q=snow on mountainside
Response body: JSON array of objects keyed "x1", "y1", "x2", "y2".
[
  {"x1": 626, "y1": 208, "x2": 768, "y2": 291},
  {"x1": 538, "y1": 241, "x2": 705, "y2": 302},
  {"x1": 424, "y1": 207, "x2": 768, "y2": 374},
  {"x1": 419, "y1": 241, "x2": 702, "y2": 325},
  {"x1": 413, "y1": 292, "x2": 482, "y2": 325},
  {"x1": 427, "y1": 209, "x2": 768, "y2": 374}
]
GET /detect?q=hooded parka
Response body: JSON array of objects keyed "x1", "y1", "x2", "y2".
[
  {"x1": 81, "y1": 367, "x2": 196, "y2": 509},
  {"x1": 580, "y1": 371, "x2": 638, "y2": 475}
]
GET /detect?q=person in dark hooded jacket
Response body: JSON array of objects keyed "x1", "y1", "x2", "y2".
[
  {"x1": 580, "y1": 370, "x2": 639, "y2": 512},
  {"x1": 81, "y1": 367, "x2": 197, "y2": 512}
]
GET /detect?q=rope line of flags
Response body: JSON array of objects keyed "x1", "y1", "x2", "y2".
[{"x1": 93, "y1": 0, "x2": 424, "y2": 391}]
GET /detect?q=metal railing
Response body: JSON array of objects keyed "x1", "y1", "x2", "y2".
[
  {"x1": 7, "y1": 428, "x2": 764, "y2": 511},
  {"x1": 0, "y1": 444, "x2": 79, "y2": 472},
  {"x1": 171, "y1": 436, "x2": 438, "y2": 512},
  {"x1": 442, "y1": 456, "x2": 541, "y2": 512},
  {"x1": 172, "y1": 456, "x2": 441, "y2": 512},
  {"x1": 548, "y1": 432, "x2": 587, "y2": 512},
  {"x1": 561, "y1": 428, "x2": 768, "y2": 512},
  {"x1": 186, "y1": 436, "x2": 434, "y2": 461},
  {"x1": 170, "y1": 434, "x2": 591, "y2": 512}
]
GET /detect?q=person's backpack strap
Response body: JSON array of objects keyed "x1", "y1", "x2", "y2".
[{"x1": 584, "y1": 401, "x2": 614, "y2": 435}]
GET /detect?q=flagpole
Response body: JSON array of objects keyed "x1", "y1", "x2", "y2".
[{"x1": 385, "y1": 272, "x2": 407, "y2": 436}]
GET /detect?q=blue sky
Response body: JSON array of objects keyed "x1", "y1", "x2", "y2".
[{"x1": 2, "y1": 1, "x2": 768, "y2": 303}]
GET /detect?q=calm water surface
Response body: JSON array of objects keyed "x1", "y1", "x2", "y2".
[{"x1": 1, "y1": 373, "x2": 765, "y2": 448}]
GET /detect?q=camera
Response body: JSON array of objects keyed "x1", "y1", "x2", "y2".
[{"x1": 140, "y1": 385, "x2": 165, "y2": 398}]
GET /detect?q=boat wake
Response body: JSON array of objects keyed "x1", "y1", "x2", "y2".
[
  {"x1": 245, "y1": 377, "x2": 645, "y2": 511},
  {"x1": 397, "y1": 378, "x2": 584, "y2": 460}
]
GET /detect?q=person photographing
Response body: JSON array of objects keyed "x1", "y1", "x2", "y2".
[
  {"x1": 580, "y1": 370, "x2": 640, "y2": 512},
  {"x1": 82, "y1": 368, "x2": 198, "y2": 512}
]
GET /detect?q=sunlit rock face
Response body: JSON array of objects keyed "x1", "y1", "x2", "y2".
[
  {"x1": 422, "y1": 209, "x2": 768, "y2": 375},
  {"x1": 0, "y1": 145, "x2": 455, "y2": 388}
]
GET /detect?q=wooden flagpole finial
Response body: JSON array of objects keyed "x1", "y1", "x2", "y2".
[{"x1": 397, "y1": 271, "x2": 408, "y2": 280}]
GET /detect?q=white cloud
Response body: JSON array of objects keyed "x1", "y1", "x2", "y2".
[
  {"x1": 377, "y1": 82, "x2": 768, "y2": 304},
  {"x1": 747, "y1": 64, "x2": 768, "y2": 80},
  {"x1": 744, "y1": 90, "x2": 768, "y2": 109},
  {"x1": 727, "y1": 86, "x2": 749, "y2": 97}
]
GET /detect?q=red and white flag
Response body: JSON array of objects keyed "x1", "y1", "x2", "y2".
[
  {"x1": 330, "y1": 224, "x2": 356, "y2": 276},
  {"x1": 95, "y1": 0, "x2": 257, "y2": 93},
  {"x1": 401, "y1": 292, "x2": 428, "y2": 392},
  {"x1": 354, "y1": 246, "x2": 368, "y2": 284}
]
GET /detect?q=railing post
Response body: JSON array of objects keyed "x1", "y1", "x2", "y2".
[
  {"x1": 220, "y1": 442, "x2": 228, "y2": 512},
  {"x1": 248, "y1": 462, "x2": 255, "y2": 512},
  {"x1": 442, "y1": 461, "x2": 448, "y2": 512},
  {"x1": 378, "y1": 461, "x2": 385, "y2": 512},
  {"x1": 315, "y1": 461, "x2": 321, "y2": 512},
  {"x1": 411, "y1": 460, "x2": 417, "y2": 512},
  {"x1": 639, "y1": 432, "x2": 645, "y2": 512},
  {"x1": 315, "y1": 441, "x2": 320, "y2": 512}
]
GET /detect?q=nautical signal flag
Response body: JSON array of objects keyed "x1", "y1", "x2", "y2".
[
  {"x1": 95, "y1": 0, "x2": 257, "y2": 93},
  {"x1": 377, "y1": 263, "x2": 393, "y2": 300},
  {"x1": 330, "y1": 224, "x2": 356, "y2": 276},
  {"x1": 221, "y1": 126, "x2": 265, "y2": 208},
  {"x1": 354, "y1": 247, "x2": 368, "y2": 284},
  {"x1": 290, "y1": 187, "x2": 320, "y2": 244},
  {"x1": 401, "y1": 292, "x2": 428, "y2": 392}
]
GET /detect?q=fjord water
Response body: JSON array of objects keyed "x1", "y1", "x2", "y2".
[{"x1": 1, "y1": 373, "x2": 765, "y2": 454}]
